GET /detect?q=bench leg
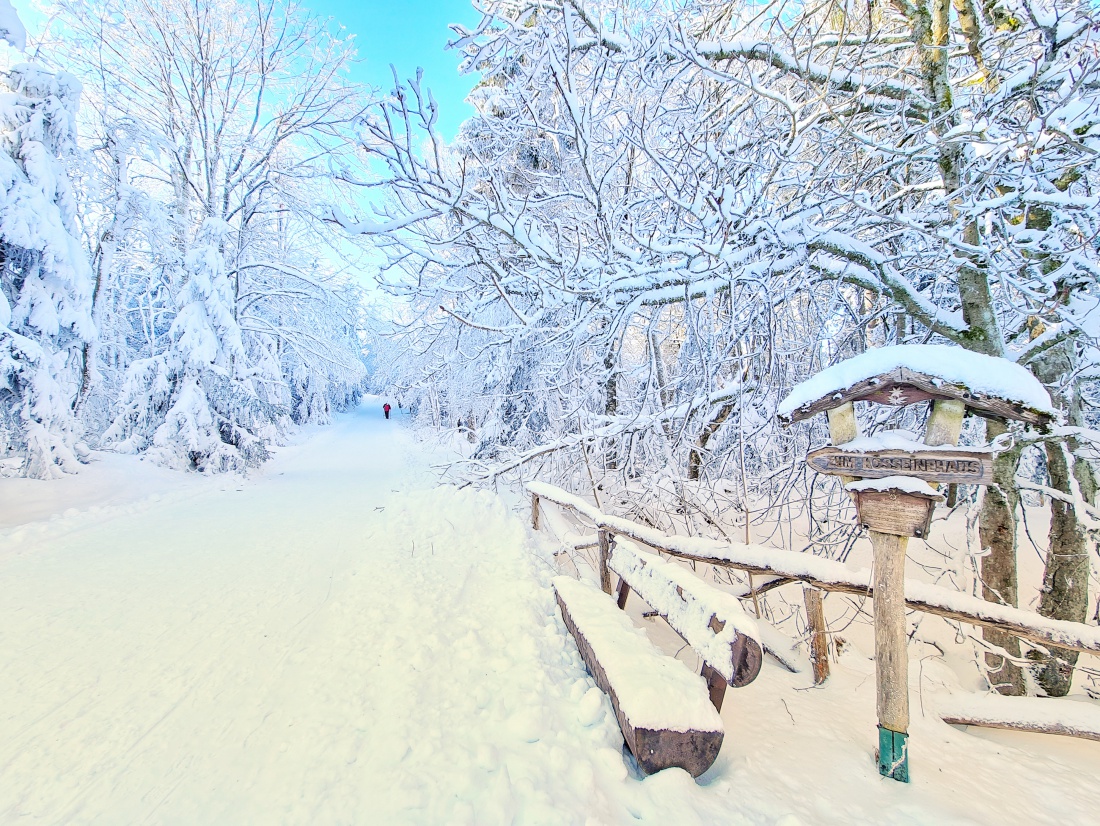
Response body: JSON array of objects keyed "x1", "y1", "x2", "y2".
[
  {"x1": 701, "y1": 662, "x2": 727, "y2": 712},
  {"x1": 616, "y1": 579, "x2": 630, "y2": 609}
]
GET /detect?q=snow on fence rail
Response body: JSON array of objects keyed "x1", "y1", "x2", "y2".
[
  {"x1": 938, "y1": 694, "x2": 1100, "y2": 743},
  {"x1": 528, "y1": 482, "x2": 1100, "y2": 657}
]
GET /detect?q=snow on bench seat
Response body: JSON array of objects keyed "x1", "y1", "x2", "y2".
[
  {"x1": 609, "y1": 540, "x2": 763, "y2": 696},
  {"x1": 552, "y1": 576, "x2": 724, "y2": 777}
]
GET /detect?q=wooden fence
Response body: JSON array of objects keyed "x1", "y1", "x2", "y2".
[{"x1": 529, "y1": 481, "x2": 1100, "y2": 658}]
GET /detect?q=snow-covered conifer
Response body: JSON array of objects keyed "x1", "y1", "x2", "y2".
[
  {"x1": 0, "y1": 18, "x2": 95, "y2": 477},
  {"x1": 46, "y1": 0, "x2": 371, "y2": 471}
]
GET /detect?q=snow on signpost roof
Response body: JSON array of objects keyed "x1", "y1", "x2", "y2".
[{"x1": 777, "y1": 344, "x2": 1055, "y2": 426}]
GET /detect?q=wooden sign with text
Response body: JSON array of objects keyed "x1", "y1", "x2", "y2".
[
  {"x1": 852, "y1": 490, "x2": 937, "y2": 539},
  {"x1": 807, "y1": 447, "x2": 993, "y2": 486}
]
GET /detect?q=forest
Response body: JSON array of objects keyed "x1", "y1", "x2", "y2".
[
  {"x1": 1, "y1": 0, "x2": 368, "y2": 480},
  {"x1": 3, "y1": 0, "x2": 1100, "y2": 703}
]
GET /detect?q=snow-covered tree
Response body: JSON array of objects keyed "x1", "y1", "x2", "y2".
[
  {"x1": 0, "y1": 13, "x2": 95, "y2": 478},
  {"x1": 356, "y1": 0, "x2": 1100, "y2": 694},
  {"x1": 44, "y1": 0, "x2": 370, "y2": 471}
]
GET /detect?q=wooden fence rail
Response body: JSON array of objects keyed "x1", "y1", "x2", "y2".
[{"x1": 528, "y1": 481, "x2": 1100, "y2": 658}]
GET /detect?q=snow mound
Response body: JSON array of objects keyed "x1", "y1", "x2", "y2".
[
  {"x1": 825, "y1": 429, "x2": 992, "y2": 453},
  {"x1": 845, "y1": 475, "x2": 945, "y2": 499}
]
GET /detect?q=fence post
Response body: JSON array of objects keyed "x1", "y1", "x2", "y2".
[
  {"x1": 597, "y1": 530, "x2": 613, "y2": 594},
  {"x1": 873, "y1": 531, "x2": 910, "y2": 782},
  {"x1": 803, "y1": 586, "x2": 830, "y2": 685},
  {"x1": 531, "y1": 492, "x2": 540, "y2": 531}
]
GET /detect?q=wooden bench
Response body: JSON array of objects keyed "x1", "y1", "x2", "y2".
[
  {"x1": 553, "y1": 576, "x2": 724, "y2": 777},
  {"x1": 609, "y1": 540, "x2": 764, "y2": 711}
]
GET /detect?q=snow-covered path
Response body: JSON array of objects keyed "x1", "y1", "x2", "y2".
[
  {"x1": 0, "y1": 404, "x2": 711, "y2": 824},
  {"x1": 5, "y1": 403, "x2": 1100, "y2": 825}
]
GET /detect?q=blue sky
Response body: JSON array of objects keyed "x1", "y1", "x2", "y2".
[
  {"x1": 12, "y1": 0, "x2": 483, "y2": 141},
  {"x1": 308, "y1": 0, "x2": 483, "y2": 140}
]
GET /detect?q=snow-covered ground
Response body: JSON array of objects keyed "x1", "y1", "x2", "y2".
[{"x1": 2, "y1": 400, "x2": 1100, "y2": 824}]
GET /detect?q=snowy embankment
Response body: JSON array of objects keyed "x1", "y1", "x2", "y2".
[{"x1": 2, "y1": 401, "x2": 1100, "y2": 824}]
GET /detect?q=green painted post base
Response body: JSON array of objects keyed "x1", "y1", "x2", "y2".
[{"x1": 878, "y1": 726, "x2": 909, "y2": 783}]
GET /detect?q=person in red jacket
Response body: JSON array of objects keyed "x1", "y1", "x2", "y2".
[{"x1": 383, "y1": 402, "x2": 391, "y2": 419}]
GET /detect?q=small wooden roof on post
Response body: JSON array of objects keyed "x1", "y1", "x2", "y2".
[
  {"x1": 777, "y1": 345, "x2": 1056, "y2": 429},
  {"x1": 776, "y1": 344, "x2": 1056, "y2": 785}
]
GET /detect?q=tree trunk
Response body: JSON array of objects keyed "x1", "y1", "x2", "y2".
[
  {"x1": 687, "y1": 402, "x2": 734, "y2": 481},
  {"x1": 604, "y1": 350, "x2": 618, "y2": 470},
  {"x1": 1030, "y1": 439, "x2": 1090, "y2": 695},
  {"x1": 978, "y1": 419, "x2": 1026, "y2": 695},
  {"x1": 1028, "y1": 346, "x2": 1096, "y2": 695}
]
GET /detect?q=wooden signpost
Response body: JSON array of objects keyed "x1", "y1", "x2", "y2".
[
  {"x1": 806, "y1": 447, "x2": 993, "y2": 486},
  {"x1": 781, "y1": 354, "x2": 1051, "y2": 783},
  {"x1": 778, "y1": 366, "x2": 1053, "y2": 429},
  {"x1": 848, "y1": 485, "x2": 941, "y2": 540}
]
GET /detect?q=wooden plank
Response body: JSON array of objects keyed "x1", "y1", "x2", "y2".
[
  {"x1": 649, "y1": 549, "x2": 1100, "y2": 658},
  {"x1": 803, "y1": 587, "x2": 830, "y2": 685},
  {"x1": 700, "y1": 662, "x2": 727, "y2": 712},
  {"x1": 727, "y1": 628, "x2": 765, "y2": 689},
  {"x1": 616, "y1": 579, "x2": 630, "y2": 610},
  {"x1": 608, "y1": 542, "x2": 763, "y2": 688},
  {"x1": 806, "y1": 446, "x2": 993, "y2": 486},
  {"x1": 553, "y1": 579, "x2": 724, "y2": 777},
  {"x1": 937, "y1": 693, "x2": 1100, "y2": 744},
  {"x1": 780, "y1": 367, "x2": 1052, "y2": 427},
  {"x1": 852, "y1": 490, "x2": 936, "y2": 538}
]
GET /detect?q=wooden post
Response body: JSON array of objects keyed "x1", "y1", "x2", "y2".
[
  {"x1": 872, "y1": 530, "x2": 910, "y2": 782},
  {"x1": 531, "y1": 492, "x2": 541, "y2": 531},
  {"x1": 597, "y1": 530, "x2": 613, "y2": 595},
  {"x1": 924, "y1": 398, "x2": 965, "y2": 529},
  {"x1": 924, "y1": 398, "x2": 966, "y2": 448},
  {"x1": 803, "y1": 586, "x2": 830, "y2": 685},
  {"x1": 827, "y1": 401, "x2": 860, "y2": 445},
  {"x1": 827, "y1": 402, "x2": 861, "y2": 486}
]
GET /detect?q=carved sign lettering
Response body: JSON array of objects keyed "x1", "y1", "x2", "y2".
[{"x1": 807, "y1": 447, "x2": 994, "y2": 486}]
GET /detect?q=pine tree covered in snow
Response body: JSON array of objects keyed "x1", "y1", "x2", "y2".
[
  {"x1": 104, "y1": 219, "x2": 281, "y2": 471},
  {"x1": 42, "y1": 0, "x2": 370, "y2": 472},
  {"x1": 0, "y1": 23, "x2": 95, "y2": 478}
]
